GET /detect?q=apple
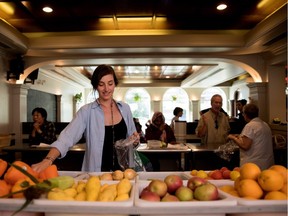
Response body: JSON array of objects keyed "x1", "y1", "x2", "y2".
[
  {"x1": 164, "y1": 174, "x2": 183, "y2": 194},
  {"x1": 222, "y1": 170, "x2": 231, "y2": 179},
  {"x1": 140, "y1": 189, "x2": 161, "y2": 201},
  {"x1": 210, "y1": 170, "x2": 223, "y2": 179},
  {"x1": 233, "y1": 167, "x2": 240, "y2": 172},
  {"x1": 161, "y1": 193, "x2": 180, "y2": 202},
  {"x1": 220, "y1": 167, "x2": 229, "y2": 173},
  {"x1": 193, "y1": 183, "x2": 219, "y2": 201},
  {"x1": 175, "y1": 186, "x2": 194, "y2": 201},
  {"x1": 148, "y1": 179, "x2": 168, "y2": 197},
  {"x1": 187, "y1": 176, "x2": 207, "y2": 191}
]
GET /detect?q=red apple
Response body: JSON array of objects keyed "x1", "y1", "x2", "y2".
[
  {"x1": 187, "y1": 176, "x2": 207, "y2": 191},
  {"x1": 161, "y1": 193, "x2": 180, "y2": 202},
  {"x1": 233, "y1": 167, "x2": 240, "y2": 172},
  {"x1": 164, "y1": 174, "x2": 183, "y2": 194},
  {"x1": 193, "y1": 183, "x2": 219, "y2": 201},
  {"x1": 175, "y1": 186, "x2": 194, "y2": 201},
  {"x1": 220, "y1": 167, "x2": 229, "y2": 173},
  {"x1": 210, "y1": 170, "x2": 223, "y2": 179},
  {"x1": 222, "y1": 170, "x2": 231, "y2": 179},
  {"x1": 140, "y1": 189, "x2": 161, "y2": 201},
  {"x1": 148, "y1": 179, "x2": 168, "y2": 197}
]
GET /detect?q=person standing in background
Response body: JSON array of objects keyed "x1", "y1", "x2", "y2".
[
  {"x1": 29, "y1": 107, "x2": 57, "y2": 145},
  {"x1": 228, "y1": 103, "x2": 274, "y2": 170},
  {"x1": 236, "y1": 99, "x2": 247, "y2": 125},
  {"x1": 32, "y1": 64, "x2": 139, "y2": 173},
  {"x1": 196, "y1": 94, "x2": 230, "y2": 149},
  {"x1": 170, "y1": 107, "x2": 183, "y2": 131}
]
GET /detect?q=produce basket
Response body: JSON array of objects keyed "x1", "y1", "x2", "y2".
[{"x1": 135, "y1": 180, "x2": 237, "y2": 207}]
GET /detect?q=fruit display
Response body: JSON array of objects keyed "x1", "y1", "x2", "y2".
[
  {"x1": 190, "y1": 166, "x2": 240, "y2": 181},
  {"x1": 139, "y1": 174, "x2": 220, "y2": 202},
  {"x1": 218, "y1": 163, "x2": 287, "y2": 200}
]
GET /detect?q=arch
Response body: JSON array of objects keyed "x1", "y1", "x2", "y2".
[
  {"x1": 124, "y1": 88, "x2": 151, "y2": 129},
  {"x1": 200, "y1": 88, "x2": 228, "y2": 114},
  {"x1": 162, "y1": 88, "x2": 189, "y2": 124}
]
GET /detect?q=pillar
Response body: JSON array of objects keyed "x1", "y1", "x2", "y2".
[
  {"x1": 191, "y1": 100, "x2": 199, "y2": 121},
  {"x1": 247, "y1": 82, "x2": 268, "y2": 122},
  {"x1": 9, "y1": 84, "x2": 30, "y2": 146}
]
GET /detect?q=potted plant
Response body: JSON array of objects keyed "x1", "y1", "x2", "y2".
[{"x1": 74, "y1": 92, "x2": 82, "y2": 103}]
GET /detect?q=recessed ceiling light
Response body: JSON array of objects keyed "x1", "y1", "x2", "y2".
[
  {"x1": 43, "y1": 6, "x2": 53, "y2": 13},
  {"x1": 217, "y1": 4, "x2": 227, "y2": 10}
]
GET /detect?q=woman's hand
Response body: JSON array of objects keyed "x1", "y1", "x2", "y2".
[{"x1": 31, "y1": 159, "x2": 52, "y2": 173}]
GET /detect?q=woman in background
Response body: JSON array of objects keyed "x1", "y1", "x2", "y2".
[
  {"x1": 145, "y1": 111, "x2": 176, "y2": 144},
  {"x1": 170, "y1": 107, "x2": 183, "y2": 131},
  {"x1": 29, "y1": 107, "x2": 56, "y2": 145}
]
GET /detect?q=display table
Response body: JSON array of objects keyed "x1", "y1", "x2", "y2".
[
  {"x1": 136, "y1": 143, "x2": 191, "y2": 171},
  {"x1": 186, "y1": 143, "x2": 240, "y2": 170}
]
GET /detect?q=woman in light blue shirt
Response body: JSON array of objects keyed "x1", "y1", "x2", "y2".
[{"x1": 32, "y1": 65, "x2": 138, "y2": 172}]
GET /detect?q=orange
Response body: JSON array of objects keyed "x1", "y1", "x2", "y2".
[
  {"x1": 237, "y1": 179, "x2": 263, "y2": 199},
  {"x1": 219, "y1": 185, "x2": 235, "y2": 193},
  {"x1": 279, "y1": 183, "x2": 287, "y2": 195},
  {"x1": 230, "y1": 170, "x2": 240, "y2": 181},
  {"x1": 0, "y1": 180, "x2": 11, "y2": 197},
  {"x1": 269, "y1": 165, "x2": 288, "y2": 183},
  {"x1": 226, "y1": 190, "x2": 239, "y2": 197},
  {"x1": 240, "y1": 163, "x2": 261, "y2": 180},
  {"x1": 190, "y1": 170, "x2": 198, "y2": 176},
  {"x1": 258, "y1": 169, "x2": 284, "y2": 191},
  {"x1": 234, "y1": 176, "x2": 242, "y2": 192},
  {"x1": 264, "y1": 191, "x2": 287, "y2": 200}
]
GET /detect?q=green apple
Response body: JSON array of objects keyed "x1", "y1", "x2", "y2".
[{"x1": 175, "y1": 186, "x2": 193, "y2": 201}]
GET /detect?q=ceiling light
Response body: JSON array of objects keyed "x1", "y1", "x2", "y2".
[
  {"x1": 43, "y1": 6, "x2": 53, "y2": 13},
  {"x1": 217, "y1": 4, "x2": 227, "y2": 10}
]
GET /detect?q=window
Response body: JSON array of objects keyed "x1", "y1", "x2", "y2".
[
  {"x1": 162, "y1": 88, "x2": 189, "y2": 124},
  {"x1": 200, "y1": 87, "x2": 228, "y2": 113},
  {"x1": 125, "y1": 88, "x2": 151, "y2": 130},
  {"x1": 87, "y1": 90, "x2": 98, "y2": 104}
]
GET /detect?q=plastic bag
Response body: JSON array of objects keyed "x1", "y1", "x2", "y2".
[
  {"x1": 114, "y1": 136, "x2": 146, "y2": 172},
  {"x1": 214, "y1": 140, "x2": 239, "y2": 161}
]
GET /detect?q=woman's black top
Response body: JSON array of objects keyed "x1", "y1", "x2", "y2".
[{"x1": 101, "y1": 118, "x2": 127, "y2": 171}]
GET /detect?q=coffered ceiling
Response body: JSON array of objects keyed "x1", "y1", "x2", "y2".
[{"x1": 0, "y1": 0, "x2": 287, "y2": 87}]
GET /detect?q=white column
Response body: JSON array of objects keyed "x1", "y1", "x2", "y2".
[
  {"x1": 152, "y1": 100, "x2": 161, "y2": 113},
  {"x1": 191, "y1": 100, "x2": 199, "y2": 121},
  {"x1": 247, "y1": 82, "x2": 268, "y2": 122},
  {"x1": 9, "y1": 84, "x2": 30, "y2": 146}
]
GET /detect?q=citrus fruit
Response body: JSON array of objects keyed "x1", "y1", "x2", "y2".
[
  {"x1": 279, "y1": 183, "x2": 287, "y2": 195},
  {"x1": 258, "y1": 169, "x2": 284, "y2": 191},
  {"x1": 234, "y1": 176, "x2": 242, "y2": 192},
  {"x1": 190, "y1": 170, "x2": 198, "y2": 176},
  {"x1": 219, "y1": 185, "x2": 235, "y2": 193},
  {"x1": 196, "y1": 170, "x2": 208, "y2": 179},
  {"x1": 264, "y1": 191, "x2": 287, "y2": 200},
  {"x1": 240, "y1": 163, "x2": 261, "y2": 180},
  {"x1": 237, "y1": 179, "x2": 263, "y2": 199},
  {"x1": 269, "y1": 165, "x2": 288, "y2": 183},
  {"x1": 230, "y1": 170, "x2": 240, "y2": 181}
]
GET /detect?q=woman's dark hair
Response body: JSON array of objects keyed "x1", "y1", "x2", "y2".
[
  {"x1": 173, "y1": 107, "x2": 183, "y2": 116},
  {"x1": 91, "y1": 65, "x2": 119, "y2": 89},
  {"x1": 32, "y1": 107, "x2": 47, "y2": 120},
  {"x1": 237, "y1": 99, "x2": 247, "y2": 106},
  {"x1": 243, "y1": 103, "x2": 259, "y2": 119}
]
